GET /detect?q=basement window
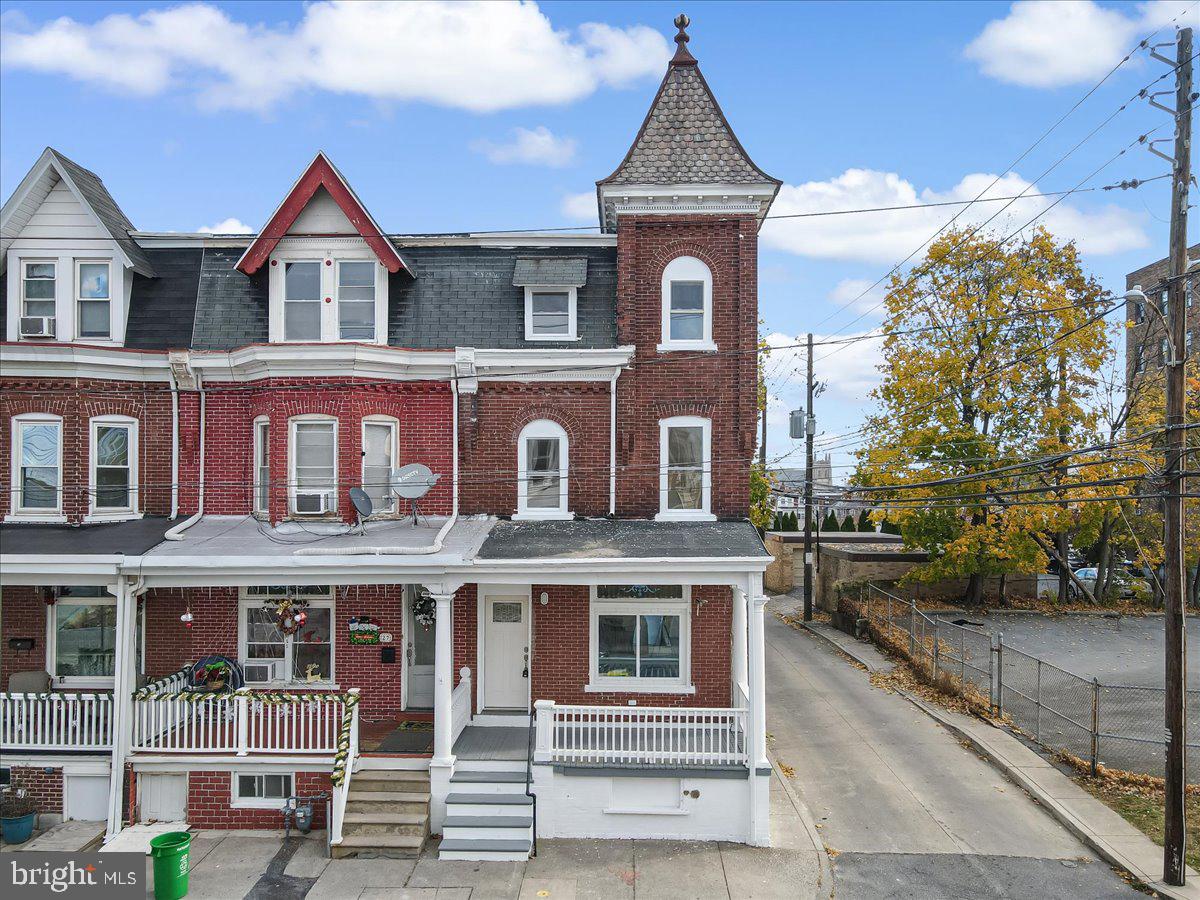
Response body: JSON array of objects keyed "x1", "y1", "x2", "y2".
[{"x1": 231, "y1": 771, "x2": 294, "y2": 809}]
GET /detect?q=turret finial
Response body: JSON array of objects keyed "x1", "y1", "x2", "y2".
[{"x1": 671, "y1": 13, "x2": 696, "y2": 64}]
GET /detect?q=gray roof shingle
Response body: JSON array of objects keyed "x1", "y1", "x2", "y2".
[
  {"x1": 190, "y1": 247, "x2": 270, "y2": 350},
  {"x1": 125, "y1": 248, "x2": 203, "y2": 350},
  {"x1": 477, "y1": 518, "x2": 769, "y2": 561},
  {"x1": 512, "y1": 256, "x2": 588, "y2": 287}
]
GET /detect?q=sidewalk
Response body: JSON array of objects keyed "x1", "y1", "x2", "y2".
[{"x1": 803, "y1": 619, "x2": 1200, "y2": 900}]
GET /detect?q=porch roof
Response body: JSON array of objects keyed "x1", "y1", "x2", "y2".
[
  {"x1": 476, "y1": 518, "x2": 770, "y2": 562},
  {"x1": 0, "y1": 516, "x2": 176, "y2": 556}
]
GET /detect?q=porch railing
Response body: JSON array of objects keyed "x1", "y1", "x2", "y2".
[
  {"x1": 533, "y1": 700, "x2": 748, "y2": 767},
  {"x1": 0, "y1": 692, "x2": 114, "y2": 751},
  {"x1": 130, "y1": 690, "x2": 346, "y2": 755},
  {"x1": 450, "y1": 667, "x2": 473, "y2": 747},
  {"x1": 328, "y1": 688, "x2": 360, "y2": 852}
]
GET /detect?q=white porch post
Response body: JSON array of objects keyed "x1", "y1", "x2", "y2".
[
  {"x1": 731, "y1": 584, "x2": 749, "y2": 696},
  {"x1": 105, "y1": 576, "x2": 138, "y2": 840},
  {"x1": 427, "y1": 585, "x2": 458, "y2": 830},
  {"x1": 745, "y1": 574, "x2": 771, "y2": 846}
]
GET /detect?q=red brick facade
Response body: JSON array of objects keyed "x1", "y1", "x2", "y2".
[
  {"x1": 8, "y1": 765, "x2": 63, "y2": 815},
  {"x1": 183, "y1": 769, "x2": 329, "y2": 829}
]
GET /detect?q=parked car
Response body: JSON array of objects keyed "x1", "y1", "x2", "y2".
[{"x1": 1069, "y1": 566, "x2": 1149, "y2": 600}]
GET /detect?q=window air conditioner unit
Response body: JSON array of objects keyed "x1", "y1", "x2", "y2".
[
  {"x1": 294, "y1": 493, "x2": 333, "y2": 515},
  {"x1": 243, "y1": 661, "x2": 279, "y2": 684},
  {"x1": 19, "y1": 316, "x2": 55, "y2": 338}
]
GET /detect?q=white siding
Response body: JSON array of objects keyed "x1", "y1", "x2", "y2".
[
  {"x1": 288, "y1": 186, "x2": 356, "y2": 235},
  {"x1": 20, "y1": 179, "x2": 108, "y2": 240}
]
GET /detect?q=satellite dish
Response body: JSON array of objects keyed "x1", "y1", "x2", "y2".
[
  {"x1": 349, "y1": 488, "x2": 373, "y2": 519},
  {"x1": 390, "y1": 464, "x2": 441, "y2": 500}
]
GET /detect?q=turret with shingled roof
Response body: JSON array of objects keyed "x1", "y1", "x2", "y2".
[{"x1": 595, "y1": 13, "x2": 781, "y2": 232}]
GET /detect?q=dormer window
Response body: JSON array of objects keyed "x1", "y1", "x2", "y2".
[
  {"x1": 284, "y1": 261, "x2": 321, "y2": 341},
  {"x1": 21, "y1": 261, "x2": 56, "y2": 336},
  {"x1": 270, "y1": 254, "x2": 386, "y2": 344},
  {"x1": 660, "y1": 256, "x2": 714, "y2": 351},
  {"x1": 524, "y1": 288, "x2": 577, "y2": 341},
  {"x1": 338, "y1": 262, "x2": 376, "y2": 341},
  {"x1": 76, "y1": 261, "x2": 111, "y2": 339}
]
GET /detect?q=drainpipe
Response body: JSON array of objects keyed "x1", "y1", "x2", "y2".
[
  {"x1": 169, "y1": 371, "x2": 179, "y2": 520},
  {"x1": 164, "y1": 386, "x2": 205, "y2": 541},
  {"x1": 609, "y1": 369, "x2": 618, "y2": 516}
]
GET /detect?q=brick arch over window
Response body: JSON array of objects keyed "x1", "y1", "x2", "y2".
[
  {"x1": 652, "y1": 400, "x2": 714, "y2": 419},
  {"x1": 507, "y1": 404, "x2": 582, "y2": 446},
  {"x1": 649, "y1": 243, "x2": 722, "y2": 286}
]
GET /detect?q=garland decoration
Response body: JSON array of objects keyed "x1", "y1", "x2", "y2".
[
  {"x1": 413, "y1": 589, "x2": 436, "y2": 630},
  {"x1": 330, "y1": 691, "x2": 361, "y2": 787}
]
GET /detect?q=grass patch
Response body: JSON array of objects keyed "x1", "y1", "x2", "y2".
[{"x1": 1073, "y1": 774, "x2": 1200, "y2": 873}]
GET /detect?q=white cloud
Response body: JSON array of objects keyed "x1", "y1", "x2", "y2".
[
  {"x1": 472, "y1": 126, "x2": 577, "y2": 167},
  {"x1": 828, "y1": 278, "x2": 888, "y2": 315},
  {"x1": 560, "y1": 190, "x2": 598, "y2": 221},
  {"x1": 964, "y1": 0, "x2": 1192, "y2": 87},
  {"x1": 198, "y1": 217, "x2": 254, "y2": 234},
  {"x1": 761, "y1": 167, "x2": 1147, "y2": 263},
  {"x1": 763, "y1": 330, "x2": 886, "y2": 431},
  {"x1": 0, "y1": 1, "x2": 670, "y2": 113}
]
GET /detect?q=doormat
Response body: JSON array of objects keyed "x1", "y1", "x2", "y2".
[{"x1": 372, "y1": 721, "x2": 434, "y2": 754}]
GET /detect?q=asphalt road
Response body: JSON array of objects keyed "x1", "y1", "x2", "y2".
[{"x1": 764, "y1": 610, "x2": 1141, "y2": 899}]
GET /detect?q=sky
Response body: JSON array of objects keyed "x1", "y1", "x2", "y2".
[{"x1": 1, "y1": 0, "x2": 1195, "y2": 477}]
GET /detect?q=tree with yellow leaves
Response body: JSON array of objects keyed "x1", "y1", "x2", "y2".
[{"x1": 855, "y1": 226, "x2": 1112, "y2": 606}]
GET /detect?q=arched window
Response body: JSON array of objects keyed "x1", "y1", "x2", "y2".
[
  {"x1": 361, "y1": 415, "x2": 399, "y2": 515},
  {"x1": 253, "y1": 417, "x2": 270, "y2": 517},
  {"x1": 660, "y1": 256, "x2": 714, "y2": 351},
  {"x1": 288, "y1": 415, "x2": 338, "y2": 516},
  {"x1": 89, "y1": 415, "x2": 138, "y2": 519},
  {"x1": 10, "y1": 412, "x2": 63, "y2": 518},
  {"x1": 516, "y1": 419, "x2": 569, "y2": 519},
  {"x1": 657, "y1": 415, "x2": 713, "y2": 521}
]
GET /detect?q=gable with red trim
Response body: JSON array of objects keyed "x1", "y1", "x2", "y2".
[{"x1": 235, "y1": 152, "x2": 407, "y2": 275}]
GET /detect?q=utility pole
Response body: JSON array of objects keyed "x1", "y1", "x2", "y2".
[
  {"x1": 1163, "y1": 24, "x2": 1191, "y2": 888},
  {"x1": 803, "y1": 333, "x2": 815, "y2": 622},
  {"x1": 760, "y1": 385, "x2": 767, "y2": 468}
]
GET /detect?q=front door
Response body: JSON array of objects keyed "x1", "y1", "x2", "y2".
[
  {"x1": 405, "y1": 591, "x2": 435, "y2": 709},
  {"x1": 483, "y1": 594, "x2": 529, "y2": 710}
]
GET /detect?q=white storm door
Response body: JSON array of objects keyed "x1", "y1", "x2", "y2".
[
  {"x1": 406, "y1": 597, "x2": 435, "y2": 709},
  {"x1": 483, "y1": 595, "x2": 529, "y2": 710}
]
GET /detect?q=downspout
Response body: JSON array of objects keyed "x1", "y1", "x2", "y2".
[
  {"x1": 609, "y1": 369, "x2": 618, "y2": 516},
  {"x1": 293, "y1": 369, "x2": 460, "y2": 556},
  {"x1": 164, "y1": 386, "x2": 205, "y2": 541},
  {"x1": 169, "y1": 371, "x2": 179, "y2": 519}
]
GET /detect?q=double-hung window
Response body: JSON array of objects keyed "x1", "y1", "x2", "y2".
[
  {"x1": 524, "y1": 288, "x2": 577, "y2": 340},
  {"x1": 76, "y1": 261, "x2": 112, "y2": 339},
  {"x1": 361, "y1": 417, "x2": 397, "y2": 514},
  {"x1": 90, "y1": 416, "x2": 137, "y2": 516},
  {"x1": 11, "y1": 414, "x2": 62, "y2": 516},
  {"x1": 21, "y1": 261, "x2": 56, "y2": 331},
  {"x1": 338, "y1": 261, "x2": 376, "y2": 341},
  {"x1": 290, "y1": 418, "x2": 337, "y2": 515},
  {"x1": 253, "y1": 418, "x2": 270, "y2": 516},
  {"x1": 660, "y1": 256, "x2": 713, "y2": 350},
  {"x1": 516, "y1": 420, "x2": 569, "y2": 518},
  {"x1": 50, "y1": 586, "x2": 117, "y2": 686},
  {"x1": 283, "y1": 262, "x2": 322, "y2": 341},
  {"x1": 657, "y1": 416, "x2": 712, "y2": 520},
  {"x1": 239, "y1": 587, "x2": 334, "y2": 684},
  {"x1": 589, "y1": 585, "x2": 691, "y2": 693}
]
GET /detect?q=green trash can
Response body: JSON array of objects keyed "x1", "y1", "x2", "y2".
[{"x1": 150, "y1": 831, "x2": 192, "y2": 900}]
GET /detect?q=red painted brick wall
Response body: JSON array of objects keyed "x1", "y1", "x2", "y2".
[
  {"x1": 614, "y1": 215, "x2": 759, "y2": 519},
  {"x1": 141, "y1": 586, "x2": 405, "y2": 722},
  {"x1": 9, "y1": 766, "x2": 63, "y2": 815},
  {"x1": 0, "y1": 376, "x2": 174, "y2": 521},
  {"x1": 1, "y1": 586, "x2": 48, "y2": 687},
  {"x1": 451, "y1": 585, "x2": 478, "y2": 711},
  {"x1": 184, "y1": 770, "x2": 329, "y2": 829}
]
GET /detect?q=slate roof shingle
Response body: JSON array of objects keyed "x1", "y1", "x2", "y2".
[
  {"x1": 512, "y1": 256, "x2": 588, "y2": 287},
  {"x1": 124, "y1": 248, "x2": 204, "y2": 350}
]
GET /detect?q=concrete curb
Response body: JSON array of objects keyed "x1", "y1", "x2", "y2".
[
  {"x1": 799, "y1": 620, "x2": 1200, "y2": 900},
  {"x1": 767, "y1": 751, "x2": 836, "y2": 899}
]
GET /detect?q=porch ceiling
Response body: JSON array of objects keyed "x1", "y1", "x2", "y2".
[{"x1": 476, "y1": 518, "x2": 770, "y2": 562}]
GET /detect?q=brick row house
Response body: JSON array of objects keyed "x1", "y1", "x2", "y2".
[{"x1": 0, "y1": 22, "x2": 779, "y2": 859}]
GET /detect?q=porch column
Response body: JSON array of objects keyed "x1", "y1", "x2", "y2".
[
  {"x1": 427, "y1": 586, "x2": 457, "y2": 831},
  {"x1": 105, "y1": 576, "x2": 139, "y2": 840},
  {"x1": 731, "y1": 585, "x2": 749, "y2": 697},
  {"x1": 745, "y1": 574, "x2": 770, "y2": 846}
]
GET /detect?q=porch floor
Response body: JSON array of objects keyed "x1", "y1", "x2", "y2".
[
  {"x1": 360, "y1": 715, "x2": 433, "y2": 755},
  {"x1": 453, "y1": 725, "x2": 527, "y2": 760}
]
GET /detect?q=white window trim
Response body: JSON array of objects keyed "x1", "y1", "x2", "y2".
[
  {"x1": 585, "y1": 588, "x2": 694, "y2": 694},
  {"x1": 7, "y1": 412, "x2": 65, "y2": 523},
  {"x1": 361, "y1": 415, "x2": 399, "y2": 516},
  {"x1": 75, "y1": 259, "x2": 113, "y2": 341},
  {"x1": 523, "y1": 285, "x2": 579, "y2": 341},
  {"x1": 86, "y1": 415, "x2": 140, "y2": 523},
  {"x1": 230, "y1": 770, "x2": 296, "y2": 810},
  {"x1": 656, "y1": 416, "x2": 715, "y2": 522},
  {"x1": 46, "y1": 591, "x2": 121, "y2": 689},
  {"x1": 658, "y1": 256, "x2": 716, "y2": 352},
  {"x1": 253, "y1": 416, "x2": 270, "y2": 518},
  {"x1": 514, "y1": 419, "x2": 571, "y2": 520},
  {"x1": 237, "y1": 592, "x2": 336, "y2": 687},
  {"x1": 267, "y1": 247, "x2": 388, "y2": 345},
  {"x1": 287, "y1": 415, "x2": 338, "y2": 517},
  {"x1": 20, "y1": 258, "x2": 57, "y2": 332}
]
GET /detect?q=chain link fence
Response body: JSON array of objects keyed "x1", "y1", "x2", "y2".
[{"x1": 860, "y1": 583, "x2": 1199, "y2": 780}]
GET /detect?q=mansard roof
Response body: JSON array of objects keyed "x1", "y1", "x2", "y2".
[
  {"x1": 1, "y1": 147, "x2": 155, "y2": 276},
  {"x1": 234, "y1": 151, "x2": 408, "y2": 275}
]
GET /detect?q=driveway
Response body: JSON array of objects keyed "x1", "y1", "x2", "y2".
[{"x1": 763, "y1": 607, "x2": 1141, "y2": 899}]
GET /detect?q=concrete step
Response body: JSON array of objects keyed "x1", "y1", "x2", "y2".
[
  {"x1": 471, "y1": 713, "x2": 531, "y2": 728},
  {"x1": 438, "y1": 837, "x2": 531, "y2": 862},
  {"x1": 346, "y1": 791, "x2": 431, "y2": 810},
  {"x1": 443, "y1": 821, "x2": 533, "y2": 842},
  {"x1": 343, "y1": 811, "x2": 427, "y2": 826},
  {"x1": 449, "y1": 772, "x2": 527, "y2": 793},
  {"x1": 343, "y1": 820, "x2": 429, "y2": 837},
  {"x1": 332, "y1": 832, "x2": 426, "y2": 859},
  {"x1": 352, "y1": 769, "x2": 430, "y2": 785},
  {"x1": 445, "y1": 793, "x2": 533, "y2": 818},
  {"x1": 453, "y1": 759, "x2": 528, "y2": 774}
]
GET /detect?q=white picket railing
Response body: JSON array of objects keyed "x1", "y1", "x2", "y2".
[
  {"x1": 0, "y1": 692, "x2": 114, "y2": 751},
  {"x1": 131, "y1": 691, "x2": 345, "y2": 755},
  {"x1": 450, "y1": 667, "x2": 473, "y2": 747},
  {"x1": 328, "y1": 689, "x2": 361, "y2": 852},
  {"x1": 533, "y1": 700, "x2": 748, "y2": 767}
]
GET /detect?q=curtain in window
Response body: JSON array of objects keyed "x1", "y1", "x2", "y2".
[{"x1": 20, "y1": 423, "x2": 59, "y2": 508}]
